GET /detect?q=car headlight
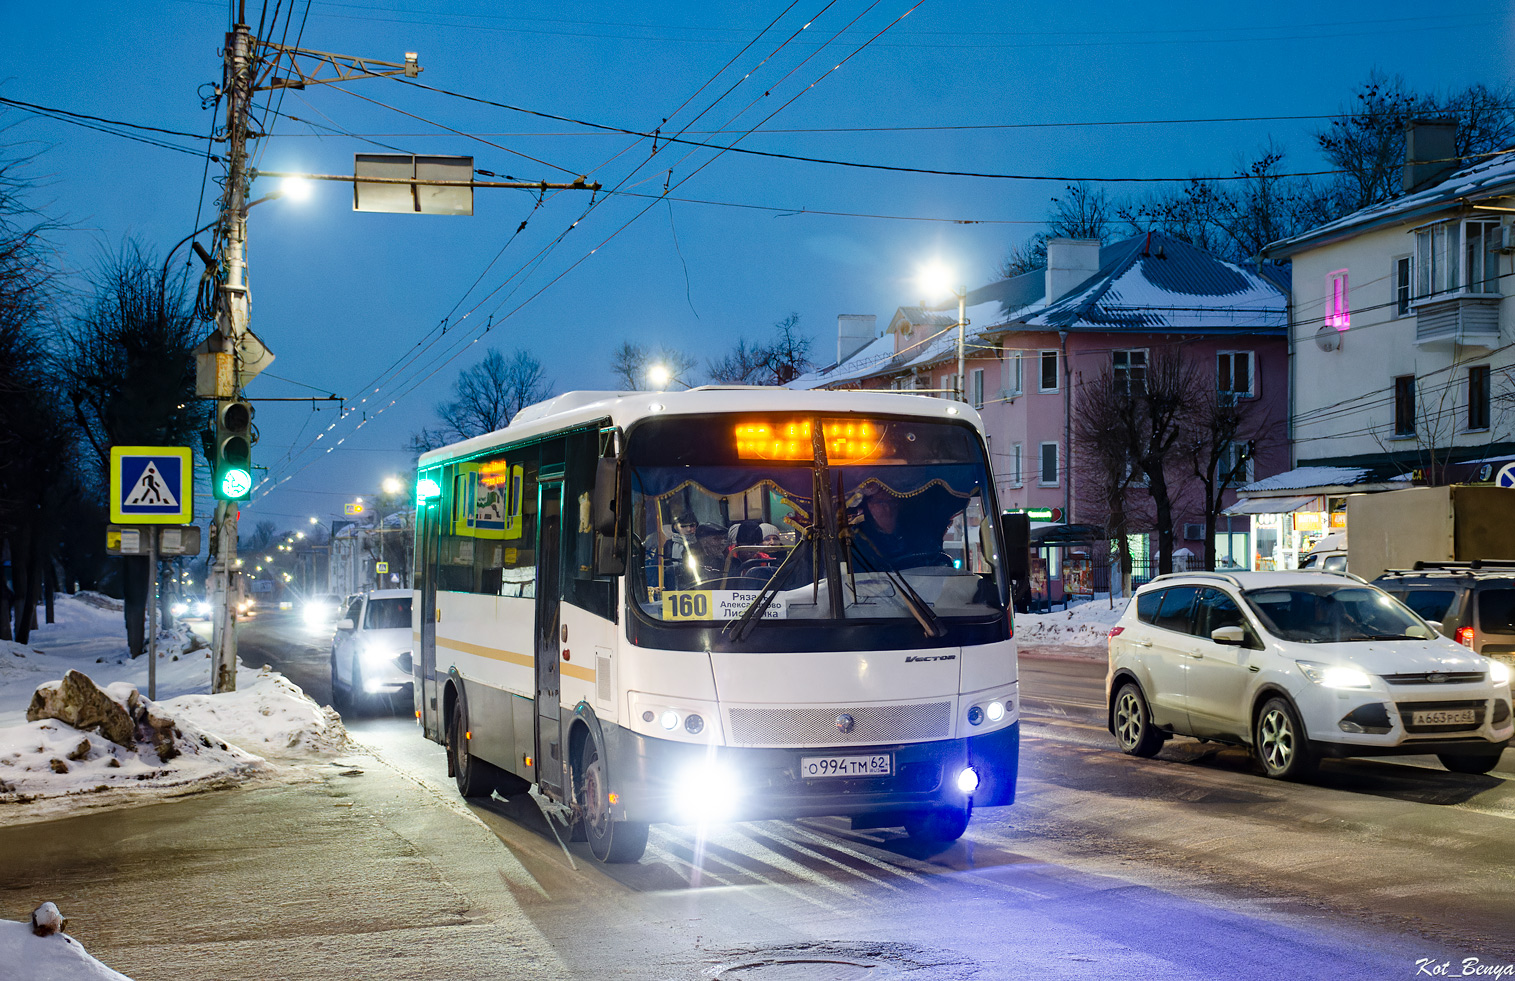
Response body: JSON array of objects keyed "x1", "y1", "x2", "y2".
[
  {"x1": 170, "y1": 602, "x2": 188, "y2": 616},
  {"x1": 360, "y1": 645, "x2": 399, "y2": 667},
  {"x1": 194, "y1": 601, "x2": 211, "y2": 617},
  {"x1": 1297, "y1": 660, "x2": 1373, "y2": 689},
  {"x1": 1490, "y1": 659, "x2": 1512, "y2": 688}
]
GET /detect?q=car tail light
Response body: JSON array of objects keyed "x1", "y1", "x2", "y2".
[
  {"x1": 1108, "y1": 626, "x2": 1124, "y2": 638},
  {"x1": 1455, "y1": 626, "x2": 1475, "y2": 648},
  {"x1": 1006, "y1": 607, "x2": 1014, "y2": 640}
]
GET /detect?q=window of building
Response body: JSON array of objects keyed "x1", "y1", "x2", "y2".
[
  {"x1": 890, "y1": 374, "x2": 913, "y2": 391},
  {"x1": 1415, "y1": 219, "x2": 1503, "y2": 299},
  {"x1": 1113, "y1": 349, "x2": 1147, "y2": 397},
  {"x1": 1011, "y1": 442, "x2": 1023, "y2": 486},
  {"x1": 941, "y1": 372, "x2": 958, "y2": 400},
  {"x1": 1469, "y1": 364, "x2": 1491, "y2": 431},
  {"x1": 971, "y1": 368, "x2": 985, "y2": 408},
  {"x1": 1219, "y1": 441, "x2": 1254, "y2": 483},
  {"x1": 1039, "y1": 441, "x2": 1059, "y2": 486},
  {"x1": 1218, "y1": 351, "x2": 1253, "y2": 398},
  {"x1": 1393, "y1": 375, "x2": 1417, "y2": 437},
  {"x1": 1039, "y1": 350, "x2": 1059, "y2": 393},
  {"x1": 1394, "y1": 255, "x2": 1412, "y2": 316},
  {"x1": 1465, "y1": 220, "x2": 1501, "y2": 294},
  {"x1": 1003, "y1": 347, "x2": 1023, "y2": 396},
  {"x1": 1326, "y1": 269, "x2": 1350, "y2": 330}
]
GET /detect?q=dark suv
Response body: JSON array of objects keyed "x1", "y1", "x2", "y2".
[{"x1": 1374, "y1": 562, "x2": 1515, "y2": 673}]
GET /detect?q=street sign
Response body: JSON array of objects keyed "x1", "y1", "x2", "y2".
[
  {"x1": 110, "y1": 446, "x2": 193, "y2": 524},
  {"x1": 1497, "y1": 463, "x2": 1515, "y2": 489},
  {"x1": 390, "y1": 573, "x2": 400, "y2": 583},
  {"x1": 375, "y1": 561, "x2": 389, "y2": 574},
  {"x1": 107, "y1": 525, "x2": 202, "y2": 556},
  {"x1": 344, "y1": 502, "x2": 365, "y2": 515}
]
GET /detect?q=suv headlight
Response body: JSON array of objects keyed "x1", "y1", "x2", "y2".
[
  {"x1": 1489, "y1": 658, "x2": 1512, "y2": 688},
  {"x1": 1297, "y1": 660, "x2": 1373, "y2": 689}
]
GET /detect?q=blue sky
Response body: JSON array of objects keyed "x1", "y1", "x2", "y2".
[{"x1": 3, "y1": 0, "x2": 1510, "y2": 528}]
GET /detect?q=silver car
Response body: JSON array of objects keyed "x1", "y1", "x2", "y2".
[{"x1": 330, "y1": 590, "x2": 414, "y2": 712}]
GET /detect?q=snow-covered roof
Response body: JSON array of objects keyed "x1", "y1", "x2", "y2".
[
  {"x1": 793, "y1": 233, "x2": 1287, "y2": 390},
  {"x1": 1237, "y1": 466, "x2": 1376, "y2": 495},
  {"x1": 1265, "y1": 150, "x2": 1515, "y2": 258},
  {"x1": 1009, "y1": 234, "x2": 1287, "y2": 334}
]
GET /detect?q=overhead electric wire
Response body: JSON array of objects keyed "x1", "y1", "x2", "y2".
[{"x1": 253, "y1": 2, "x2": 910, "y2": 497}]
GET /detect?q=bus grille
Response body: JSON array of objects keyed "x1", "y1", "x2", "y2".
[{"x1": 727, "y1": 702, "x2": 952, "y2": 747}]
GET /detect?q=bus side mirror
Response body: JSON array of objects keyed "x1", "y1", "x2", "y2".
[{"x1": 591, "y1": 457, "x2": 619, "y2": 536}]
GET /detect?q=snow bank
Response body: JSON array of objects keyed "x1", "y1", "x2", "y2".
[
  {"x1": 0, "y1": 595, "x2": 352, "y2": 823},
  {"x1": 166, "y1": 666, "x2": 352, "y2": 762},
  {"x1": 0, "y1": 910, "x2": 133, "y2": 980},
  {"x1": 1016, "y1": 598, "x2": 1129, "y2": 654}
]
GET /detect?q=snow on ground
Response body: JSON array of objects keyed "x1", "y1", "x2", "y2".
[
  {"x1": 1016, "y1": 596, "x2": 1129, "y2": 655},
  {"x1": 0, "y1": 916, "x2": 131, "y2": 981},
  {"x1": 0, "y1": 593, "x2": 351, "y2": 824}
]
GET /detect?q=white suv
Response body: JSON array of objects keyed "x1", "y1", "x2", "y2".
[
  {"x1": 1106, "y1": 572, "x2": 1513, "y2": 778},
  {"x1": 330, "y1": 589, "x2": 414, "y2": 712}
]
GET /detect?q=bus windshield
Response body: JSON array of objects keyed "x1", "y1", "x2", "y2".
[{"x1": 626, "y1": 413, "x2": 1004, "y2": 627}]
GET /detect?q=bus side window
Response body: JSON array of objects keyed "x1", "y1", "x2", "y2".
[{"x1": 561, "y1": 429, "x2": 616, "y2": 621}]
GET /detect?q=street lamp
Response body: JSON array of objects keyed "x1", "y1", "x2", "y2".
[
  {"x1": 918, "y1": 262, "x2": 969, "y2": 403},
  {"x1": 647, "y1": 364, "x2": 671, "y2": 390}
]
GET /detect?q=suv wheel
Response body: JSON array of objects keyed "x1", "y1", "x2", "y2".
[
  {"x1": 1113, "y1": 682, "x2": 1164, "y2": 758},
  {"x1": 1254, "y1": 697, "x2": 1317, "y2": 780},
  {"x1": 1437, "y1": 750, "x2": 1504, "y2": 775}
]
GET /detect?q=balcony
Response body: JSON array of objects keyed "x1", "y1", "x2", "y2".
[{"x1": 1413, "y1": 293, "x2": 1502, "y2": 350}]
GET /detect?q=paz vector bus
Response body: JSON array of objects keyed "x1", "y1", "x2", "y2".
[{"x1": 410, "y1": 387, "x2": 1019, "y2": 862}]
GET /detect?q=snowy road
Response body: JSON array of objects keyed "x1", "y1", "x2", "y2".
[{"x1": 14, "y1": 611, "x2": 1503, "y2": 979}]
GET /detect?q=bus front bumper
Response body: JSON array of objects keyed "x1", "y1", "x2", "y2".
[{"x1": 599, "y1": 721, "x2": 1019, "y2": 826}]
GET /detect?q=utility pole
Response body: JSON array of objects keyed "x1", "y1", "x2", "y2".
[{"x1": 209, "y1": 13, "x2": 256, "y2": 693}]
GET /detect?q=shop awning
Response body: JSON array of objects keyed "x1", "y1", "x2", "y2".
[{"x1": 1223, "y1": 495, "x2": 1316, "y2": 515}]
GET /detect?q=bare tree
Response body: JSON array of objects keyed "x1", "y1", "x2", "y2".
[
  {"x1": 412, "y1": 348, "x2": 553, "y2": 453},
  {"x1": 709, "y1": 313, "x2": 814, "y2": 384},
  {"x1": 1188, "y1": 388, "x2": 1273, "y2": 571},
  {"x1": 610, "y1": 340, "x2": 698, "y2": 389},
  {"x1": 999, "y1": 182, "x2": 1120, "y2": 278},
  {"x1": 1072, "y1": 368, "x2": 1142, "y2": 596},
  {"x1": 56, "y1": 241, "x2": 199, "y2": 657}
]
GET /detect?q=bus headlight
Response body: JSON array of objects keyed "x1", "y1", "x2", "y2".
[
  {"x1": 674, "y1": 761, "x2": 739, "y2": 823},
  {"x1": 986, "y1": 700, "x2": 1005, "y2": 722},
  {"x1": 955, "y1": 767, "x2": 980, "y2": 795},
  {"x1": 660, "y1": 710, "x2": 680, "y2": 731}
]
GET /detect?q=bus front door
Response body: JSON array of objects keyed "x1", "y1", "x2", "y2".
[
  {"x1": 534, "y1": 477, "x2": 566, "y2": 798},
  {"x1": 418, "y1": 489, "x2": 440, "y2": 739}
]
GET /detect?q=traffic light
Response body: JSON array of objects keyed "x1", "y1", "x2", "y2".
[{"x1": 213, "y1": 398, "x2": 254, "y2": 501}]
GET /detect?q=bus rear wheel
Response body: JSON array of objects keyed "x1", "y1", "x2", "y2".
[
  {"x1": 903, "y1": 803, "x2": 971, "y2": 844},
  {"x1": 576, "y1": 740, "x2": 648, "y2": 863},
  {"x1": 448, "y1": 699, "x2": 495, "y2": 798}
]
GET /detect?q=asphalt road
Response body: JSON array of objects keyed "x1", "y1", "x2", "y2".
[{"x1": 2, "y1": 613, "x2": 1510, "y2": 980}]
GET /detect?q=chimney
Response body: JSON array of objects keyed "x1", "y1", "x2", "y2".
[
  {"x1": 837, "y1": 314, "x2": 876, "y2": 364},
  {"x1": 1045, "y1": 237, "x2": 1102, "y2": 302},
  {"x1": 1402, "y1": 118, "x2": 1459, "y2": 194}
]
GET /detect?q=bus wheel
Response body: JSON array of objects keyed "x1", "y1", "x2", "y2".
[
  {"x1": 449, "y1": 699, "x2": 493, "y2": 798},
  {"x1": 577, "y1": 740, "x2": 648, "y2": 863},
  {"x1": 903, "y1": 803, "x2": 971, "y2": 844}
]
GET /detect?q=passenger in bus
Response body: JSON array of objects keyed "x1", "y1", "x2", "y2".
[
  {"x1": 681, "y1": 523, "x2": 730, "y2": 586},
  {"x1": 850, "y1": 484, "x2": 949, "y2": 568}
]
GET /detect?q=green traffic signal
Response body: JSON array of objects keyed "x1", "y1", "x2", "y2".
[{"x1": 213, "y1": 399, "x2": 255, "y2": 501}]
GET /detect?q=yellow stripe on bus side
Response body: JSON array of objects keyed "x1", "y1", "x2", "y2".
[
  {"x1": 436, "y1": 636, "x2": 533, "y2": 668},
  {"x1": 433, "y1": 635, "x2": 597, "y2": 683}
]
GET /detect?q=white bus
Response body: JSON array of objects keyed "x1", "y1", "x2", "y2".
[{"x1": 412, "y1": 388, "x2": 1019, "y2": 862}]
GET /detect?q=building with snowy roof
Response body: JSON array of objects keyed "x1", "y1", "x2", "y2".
[
  {"x1": 1244, "y1": 119, "x2": 1515, "y2": 568},
  {"x1": 792, "y1": 231, "x2": 1290, "y2": 586}
]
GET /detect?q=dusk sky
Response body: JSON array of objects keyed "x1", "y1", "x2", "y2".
[{"x1": 3, "y1": 0, "x2": 1510, "y2": 531}]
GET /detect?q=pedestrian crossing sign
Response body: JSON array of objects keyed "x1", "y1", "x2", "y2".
[{"x1": 110, "y1": 446, "x2": 193, "y2": 524}]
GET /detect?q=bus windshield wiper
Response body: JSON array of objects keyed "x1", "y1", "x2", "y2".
[
  {"x1": 725, "y1": 526, "x2": 813, "y2": 643},
  {"x1": 842, "y1": 529, "x2": 947, "y2": 639}
]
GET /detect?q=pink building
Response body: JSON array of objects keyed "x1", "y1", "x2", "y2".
[{"x1": 794, "y1": 233, "x2": 1289, "y2": 585}]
